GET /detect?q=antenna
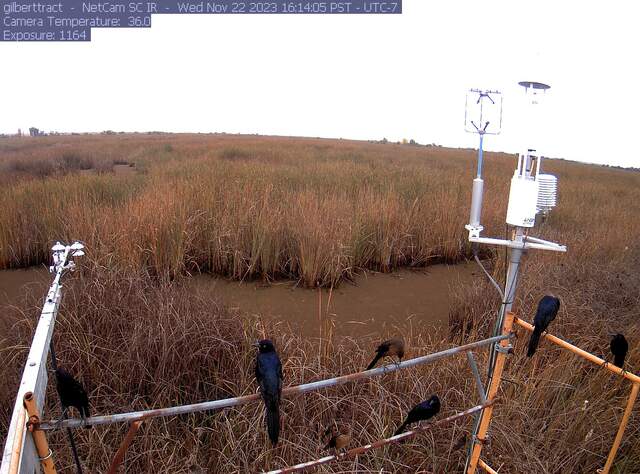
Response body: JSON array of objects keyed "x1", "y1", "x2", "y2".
[{"x1": 464, "y1": 89, "x2": 503, "y2": 238}]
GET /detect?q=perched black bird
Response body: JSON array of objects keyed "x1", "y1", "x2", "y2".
[
  {"x1": 610, "y1": 334, "x2": 629, "y2": 369},
  {"x1": 393, "y1": 395, "x2": 441, "y2": 436},
  {"x1": 54, "y1": 367, "x2": 90, "y2": 425},
  {"x1": 255, "y1": 339, "x2": 283, "y2": 445},
  {"x1": 527, "y1": 295, "x2": 561, "y2": 357},
  {"x1": 366, "y1": 338, "x2": 405, "y2": 370}
]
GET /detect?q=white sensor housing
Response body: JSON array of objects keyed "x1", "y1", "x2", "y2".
[
  {"x1": 536, "y1": 174, "x2": 558, "y2": 213},
  {"x1": 506, "y1": 175, "x2": 538, "y2": 227},
  {"x1": 506, "y1": 152, "x2": 539, "y2": 227}
]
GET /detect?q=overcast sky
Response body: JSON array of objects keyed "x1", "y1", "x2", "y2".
[{"x1": 2, "y1": 1, "x2": 639, "y2": 167}]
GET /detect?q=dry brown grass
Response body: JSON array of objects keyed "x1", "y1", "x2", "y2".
[
  {"x1": 1, "y1": 134, "x2": 639, "y2": 473},
  {"x1": 0, "y1": 134, "x2": 506, "y2": 284}
]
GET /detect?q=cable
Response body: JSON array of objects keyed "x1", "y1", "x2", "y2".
[{"x1": 472, "y1": 247, "x2": 504, "y2": 301}]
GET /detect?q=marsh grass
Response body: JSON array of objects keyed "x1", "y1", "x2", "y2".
[
  {"x1": 1, "y1": 260, "x2": 638, "y2": 473},
  {"x1": 2, "y1": 135, "x2": 637, "y2": 287},
  {"x1": 1, "y1": 134, "x2": 639, "y2": 472},
  {"x1": 0, "y1": 135, "x2": 517, "y2": 285}
]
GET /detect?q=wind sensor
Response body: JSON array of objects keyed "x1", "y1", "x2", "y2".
[
  {"x1": 50, "y1": 241, "x2": 85, "y2": 274},
  {"x1": 464, "y1": 89, "x2": 503, "y2": 238}
]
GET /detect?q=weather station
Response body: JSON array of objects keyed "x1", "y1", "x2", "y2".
[{"x1": 463, "y1": 81, "x2": 567, "y2": 473}]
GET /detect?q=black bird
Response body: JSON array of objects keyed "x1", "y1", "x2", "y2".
[
  {"x1": 527, "y1": 295, "x2": 561, "y2": 357},
  {"x1": 254, "y1": 339, "x2": 283, "y2": 445},
  {"x1": 393, "y1": 395, "x2": 441, "y2": 436},
  {"x1": 54, "y1": 367, "x2": 90, "y2": 425},
  {"x1": 366, "y1": 338, "x2": 405, "y2": 370},
  {"x1": 610, "y1": 334, "x2": 629, "y2": 369}
]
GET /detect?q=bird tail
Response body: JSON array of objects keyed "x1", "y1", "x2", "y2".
[
  {"x1": 393, "y1": 420, "x2": 408, "y2": 436},
  {"x1": 527, "y1": 327, "x2": 542, "y2": 357},
  {"x1": 614, "y1": 354, "x2": 625, "y2": 369},
  {"x1": 366, "y1": 353, "x2": 382, "y2": 371},
  {"x1": 266, "y1": 401, "x2": 280, "y2": 445}
]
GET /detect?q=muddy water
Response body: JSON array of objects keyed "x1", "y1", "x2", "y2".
[
  {"x1": 0, "y1": 267, "x2": 50, "y2": 309},
  {"x1": 191, "y1": 263, "x2": 478, "y2": 338},
  {"x1": 78, "y1": 164, "x2": 136, "y2": 176},
  {"x1": 0, "y1": 263, "x2": 479, "y2": 338}
]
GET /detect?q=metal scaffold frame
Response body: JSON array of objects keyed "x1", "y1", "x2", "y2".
[
  {"x1": 0, "y1": 252, "x2": 510, "y2": 472},
  {"x1": 3, "y1": 264, "x2": 638, "y2": 474},
  {"x1": 1, "y1": 247, "x2": 638, "y2": 474}
]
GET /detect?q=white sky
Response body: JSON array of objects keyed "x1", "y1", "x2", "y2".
[{"x1": 1, "y1": 1, "x2": 639, "y2": 167}]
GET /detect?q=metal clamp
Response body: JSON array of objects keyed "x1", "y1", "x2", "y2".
[
  {"x1": 39, "y1": 448, "x2": 53, "y2": 461},
  {"x1": 26, "y1": 415, "x2": 41, "y2": 432},
  {"x1": 494, "y1": 343, "x2": 513, "y2": 355},
  {"x1": 472, "y1": 434, "x2": 489, "y2": 445}
]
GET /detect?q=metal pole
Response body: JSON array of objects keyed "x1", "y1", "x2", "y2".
[
  {"x1": 1, "y1": 248, "x2": 68, "y2": 474},
  {"x1": 264, "y1": 399, "x2": 497, "y2": 474},
  {"x1": 468, "y1": 133, "x2": 486, "y2": 231},
  {"x1": 106, "y1": 421, "x2": 144, "y2": 474},
  {"x1": 487, "y1": 227, "x2": 524, "y2": 381},
  {"x1": 512, "y1": 317, "x2": 640, "y2": 384},
  {"x1": 602, "y1": 383, "x2": 639, "y2": 473},
  {"x1": 477, "y1": 133, "x2": 484, "y2": 178},
  {"x1": 466, "y1": 312, "x2": 515, "y2": 474},
  {"x1": 466, "y1": 231, "x2": 524, "y2": 473},
  {"x1": 478, "y1": 459, "x2": 499, "y2": 474},
  {"x1": 24, "y1": 392, "x2": 57, "y2": 474},
  {"x1": 466, "y1": 352, "x2": 486, "y2": 404},
  {"x1": 40, "y1": 334, "x2": 512, "y2": 431},
  {"x1": 7, "y1": 408, "x2": 25, "y2": 474}
]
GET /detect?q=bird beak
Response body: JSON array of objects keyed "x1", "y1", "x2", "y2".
[
  {"x1": 607, "y1": 332, "x2": 617, "y2": 337},
  {"x1": 252, "y1": 342, "x2": 260, "y2": 347}
]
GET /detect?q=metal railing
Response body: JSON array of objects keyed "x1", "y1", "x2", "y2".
[{"x1": 40, "y1": 334, "x2": 509, "y2": 431}]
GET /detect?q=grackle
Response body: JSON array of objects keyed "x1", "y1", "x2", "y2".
[
  {"x1": 394, "y1": 395, "x2": 440, "y2": 436},
  {"x1": 54, "y1": 367, "x2": 90, "y2": 427},
  {"x1": 323, "y1": 424, "x2": 351, "y2": 454},
  {"x1": 254, "y1": 339, "x2": 283, "y2": 445},
  {"x1": 610, "y1": 333, "x2": 629, "y2": 369},
  {"x1": 527, "y1": 295, "x2": 561, "y2": 357},
  {"x1": 366, "y1": 338, "x2": 405, "y2": 370}
]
